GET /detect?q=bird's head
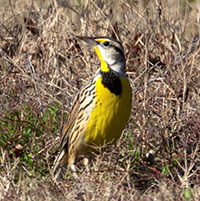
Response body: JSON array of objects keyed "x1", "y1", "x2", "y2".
[{"x1": 77, "y1": 36, "x2": 126, "y2": 75}]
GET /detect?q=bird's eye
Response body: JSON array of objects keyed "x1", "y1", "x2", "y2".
[{"x1": 103, "y1": 41, "x2": 110, "y2": 46}]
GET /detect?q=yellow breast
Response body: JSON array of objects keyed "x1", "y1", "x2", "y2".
[{"x1": 84, "y1": 75, "x2": 132, "y2": 149}]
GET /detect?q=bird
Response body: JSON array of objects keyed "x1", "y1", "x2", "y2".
[{"x1": 52, "y1": 36, "x2": 132, "y2": 178}]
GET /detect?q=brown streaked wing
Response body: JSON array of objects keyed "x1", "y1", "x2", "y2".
[
  {"x1": 59, "y1": 80, "x2": 95, "y2": 150},
  {"x1": 60, "y1": 92, "x2": 81, "y2": 150}
]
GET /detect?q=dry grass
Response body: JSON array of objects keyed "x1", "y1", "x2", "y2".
[{"x1": 0, "y1": 0, "x2": 200, "y2": 200}]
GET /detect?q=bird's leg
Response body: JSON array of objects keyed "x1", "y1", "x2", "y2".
[
  {"x1": 83, "y1": 157, "x2": 91, "y2": 176},
  {"x1": 70, "y1": 164, "x2": 79, "y2": 178}
]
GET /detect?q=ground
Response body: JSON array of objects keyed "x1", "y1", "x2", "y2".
[{"x1": 0, "y1": 0, "x2": 200, "y2": 200}]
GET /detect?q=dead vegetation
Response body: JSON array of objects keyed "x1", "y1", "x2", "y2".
[{"x1": 0, "y1": 0, "x2": 200, "y2": 200}]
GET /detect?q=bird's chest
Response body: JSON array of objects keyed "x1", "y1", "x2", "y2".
[{"x1": 84, "y1": 75, "x2": 132, "y2": 147}]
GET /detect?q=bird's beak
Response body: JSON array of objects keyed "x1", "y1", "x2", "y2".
[
  {"x1": 76, "y1": 36, "x2": 104, "y2": 61},
  {"x1": 76, "y1": 36, "x2": 98, "y2": 46}
]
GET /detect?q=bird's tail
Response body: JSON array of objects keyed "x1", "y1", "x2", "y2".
[{"x1": 52, "y1": 149, "x2": 68, "y2": 179}]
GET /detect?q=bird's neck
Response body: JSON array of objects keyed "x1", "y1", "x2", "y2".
[
  {"x1": 109, "y1": 62, "x2": 126, "y2": 77},
  {"x1": 100, "y1": 60, "x2": 126, "y2": 78},
  {"x1": 100, "y1": 60, "x2": 110, "y2": 73}
]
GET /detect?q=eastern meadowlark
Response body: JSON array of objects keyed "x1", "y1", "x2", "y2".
[{"x1": 52, "y1": 36, "x2": 132, "y2": 178}]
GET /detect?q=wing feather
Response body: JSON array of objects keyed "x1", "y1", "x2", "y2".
[{"x1": 52, "y1": 80, "x2": 95, "y2": 175}]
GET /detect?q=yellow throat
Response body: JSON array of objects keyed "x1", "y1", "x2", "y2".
[{"x1": 94, "y1": 46, "x2": 109, "y2": 73}]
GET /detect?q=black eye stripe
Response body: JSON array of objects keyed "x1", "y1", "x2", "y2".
[
  {"x1": 113, "y1": 46, "x2": 124, "y2": 55},
  {"x1": 99, "y1": 41, "x2": 124, "y2": 55}
]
